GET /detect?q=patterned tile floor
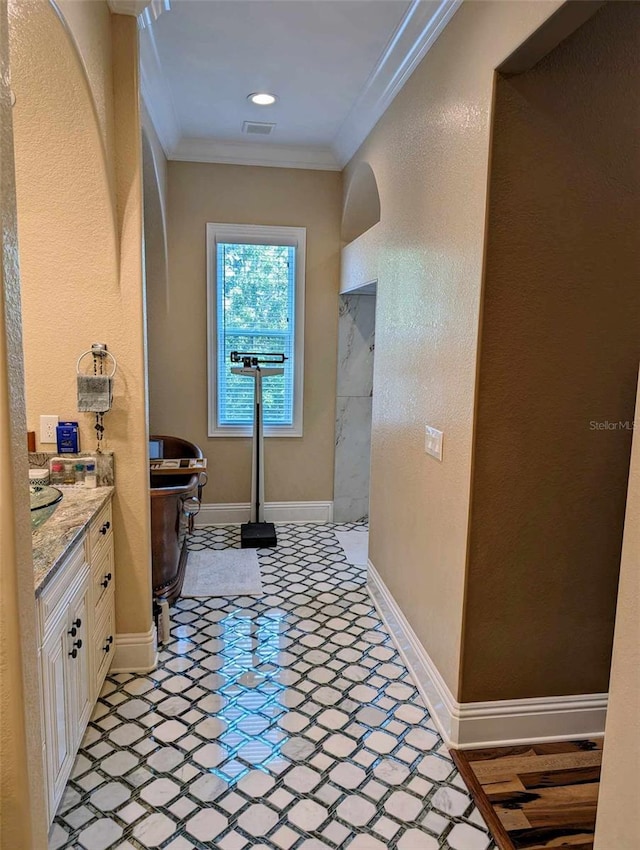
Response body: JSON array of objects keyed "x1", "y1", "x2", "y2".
[{"x1": 50, "y1": 523, "x2": 497, "y2": 850}]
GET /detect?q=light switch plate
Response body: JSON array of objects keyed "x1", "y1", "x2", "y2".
[
  {"x1": 40, "y1": 415, "x2": 59, "y2": 444},
  {"x1": 425, "y1": 425, "x2": 443, "y2": 461}
]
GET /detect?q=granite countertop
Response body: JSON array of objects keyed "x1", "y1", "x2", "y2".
[{"x1": 33, "y1": 486, "x2": 114, "y2": 596}]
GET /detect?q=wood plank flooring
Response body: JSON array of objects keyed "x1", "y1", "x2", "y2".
[{"x1": 451, "y1": 739, "x2": 603, "y2": 850}]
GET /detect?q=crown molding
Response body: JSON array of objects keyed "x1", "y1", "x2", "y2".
[
  {"x1": 140, "y1": 0, "x2": 460, "y2": 170},
  {"x1": 109, "y1": 0, "x2": 171, "y2": 27},
  {"x1": 139, "y1": 11, "x2": 181, "y2": 157},
  {"x1": 107, "y1": 0, "x2": 151, "y2": 17},
  {"x1": 139, "y1": 0, "x2": 171, "y2": 30},
  {"x1": 332, "y1": 0, "x2": 462, "y2": 166},
  {"x1": 170, "y1": 138, "x2": 341, "y2": 172}
]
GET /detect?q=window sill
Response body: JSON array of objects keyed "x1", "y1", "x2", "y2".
[{"x1": 208, "y1": 426, "x2": 303, "y2": 438}]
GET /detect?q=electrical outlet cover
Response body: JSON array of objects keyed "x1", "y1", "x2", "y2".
[
  {"x1": 39, "y1": 414, "x2": 59, "y2": 444},
  {"x1": 425, "y1": 425, "x2": 443, "y2": 461}
]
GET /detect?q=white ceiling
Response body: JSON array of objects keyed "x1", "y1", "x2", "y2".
[{"x1": 140, "y1": 0, "x2": 461, "y2": 170}]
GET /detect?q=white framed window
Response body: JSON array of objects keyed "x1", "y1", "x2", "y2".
[{"x1": 206, "y1": 223, "x2": 306, "y2": 437}]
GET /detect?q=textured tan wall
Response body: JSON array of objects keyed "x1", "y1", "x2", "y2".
[
  {"x1": 149, "y1": 161, "x2": 341, "y2": 504},
  {"x1": 55, "y1": 0, "x2": 116, "y2": 196},
  {"x1": 0, "y1": 221, "x2": 35, "y2": 850},
  {"x1": 111, "y1": 13, "x2": 154, "y2": 636},
  {"x1": 463, "y1": 2, "x2": 640, "y2": 701},
  {"x1": 0, "y1": 1, "x2": 47, "y2": 843},
  {"x1": 594, "y1": 370, "x2": 640, "y2": 849},
  {"x1": 10, "y1": 1, "x2": 152, "y2": 636},
  {"x1": 344, "y1": 0, "x2": 562, "y2": 697}
]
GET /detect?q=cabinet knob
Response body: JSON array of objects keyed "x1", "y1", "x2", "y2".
[
  {"x1": 72, "y1": 639, "x2": 82, "y2": 650},
  {"x1": 68, "y1": 648, "x2": 78, "y2": 659},
  {"x1": 99, "y1": 521, "x2": 111, "y2": 535},
  {"x1": 68, "y1": 617, "x2": 82, "y2": 636},
  {"x1": 102, "y1": 635, "x2": 113, "y2": 653},
  {"x1": 101, "y1": 572, "x2": 112, "y2": 589}
]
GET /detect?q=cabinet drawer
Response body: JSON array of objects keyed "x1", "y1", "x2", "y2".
[
  {"x1": 89, "y1": 500, "x2": 113, "y2": 557},
  {"x1": 39, "y1": 543, "x2": 88, "y2": 635},
  {"x1": 93, "y1": 604, "x2": 115, "y2": 697},
  {"x1": 91, "y1": 543, "x2": 115, "y2": 617}
]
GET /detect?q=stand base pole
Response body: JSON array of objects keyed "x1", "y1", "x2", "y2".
[{"x1": 240, "y1": 522, "x2": 277, "y2": 548}]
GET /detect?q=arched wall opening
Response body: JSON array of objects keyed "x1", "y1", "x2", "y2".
[{"x1": 341, "y1": 160, "x2": 381, "y2": 245}]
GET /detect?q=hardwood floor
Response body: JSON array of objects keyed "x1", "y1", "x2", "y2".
[{"x1": 451, "y1": 739, "x2": 603, "y2": 850}]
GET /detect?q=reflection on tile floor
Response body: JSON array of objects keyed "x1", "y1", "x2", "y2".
[{"x1": 51, "y1": 523, "x2": 497, "y2": 850}]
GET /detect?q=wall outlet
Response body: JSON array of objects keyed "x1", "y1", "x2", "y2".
[
  {"x1": 425, "y1": 425, "x2": 443, "y2": 461},
  {"x1": 39, "y1": 415, "x2": 59, "y2": 444}
]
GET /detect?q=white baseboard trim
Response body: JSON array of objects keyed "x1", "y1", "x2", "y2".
[
  {"x1": 367, "y1": 560, "x2": 607, "y2": 749},
  {"x1": 195, "y1": 501, "x2": 334, "y2": 526},
  {"x1": 111, "y1": 625, "x2": 158, "y2": 673},
  {"x1": 367, "y1": 560, "x2": 460, "y2": 745}
]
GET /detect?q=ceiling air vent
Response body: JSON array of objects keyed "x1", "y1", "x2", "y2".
[{"x1": 242, "y1": 121, "x2": 275, "y2": 136}]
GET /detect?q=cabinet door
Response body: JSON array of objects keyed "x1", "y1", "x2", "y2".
[
  {"x1": 93, "y1": 601, "x2": 116, "y2": 698},
  {"x1": 41, "y1": 615, "x2": 74, "y2": 816},
  {"x1": 67, "y1": 581, "x2": 92, "y2": 746},
  {"x1": 91, "y1": 542, "x2": 115, "y2": 619}
]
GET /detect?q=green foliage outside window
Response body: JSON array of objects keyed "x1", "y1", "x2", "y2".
[{"x1": 217, "y1": 243, "x2": 295, "y2": 426}]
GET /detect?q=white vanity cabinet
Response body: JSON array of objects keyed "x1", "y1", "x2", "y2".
[
  {"x1": 37, "y1": 497, "x2": 115, "y2": 823},
  {"x1": 39, "y1": 543, "x2": 91, "y2": 815},
  {"x1": 88, "y1": 499, "x2": 116, "y2": 697}
]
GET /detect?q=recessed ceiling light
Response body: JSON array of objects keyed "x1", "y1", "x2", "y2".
[{"x1": 248, "y1": 92, "x2": 277, "y2": 106}]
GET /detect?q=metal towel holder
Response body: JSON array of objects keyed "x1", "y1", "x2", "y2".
[{"x1": 76, "y1": 343, "x2": 117, "y2": 452}]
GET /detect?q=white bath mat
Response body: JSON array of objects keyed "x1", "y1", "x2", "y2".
[
  {"x1": 335, "y1": 530, "x2": 369, "y2": 566},
  {"x1": 182, "y1": 549, "x2": 262, "y2": 597}
]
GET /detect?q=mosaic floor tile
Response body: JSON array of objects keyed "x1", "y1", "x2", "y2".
[
  {"x1": 50, "y1": 522, "x2": 498, "y2": 850},
  {"x1": 132, "y1": 812, "x2": 177, "y2": 847},
  {"x1": 49, "y1": 824, "x2": 70, "y2": 850}
]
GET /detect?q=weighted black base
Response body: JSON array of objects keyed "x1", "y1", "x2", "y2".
[{"x1": 240, "y1": 522, "x2": 277, "y2": 548}]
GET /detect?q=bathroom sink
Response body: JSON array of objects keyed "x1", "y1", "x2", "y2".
[{"x1": 30, "y1": 485, "x2": 63, "y2": 530}]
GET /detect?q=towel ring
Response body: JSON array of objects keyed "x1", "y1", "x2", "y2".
[{"x1": 76, "y1": 345, "x2": 117, "y2": 378}]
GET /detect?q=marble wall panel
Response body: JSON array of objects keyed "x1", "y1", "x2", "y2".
[{"x1": 334, "y1": 294, "x2": 376, "y2": 522}]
